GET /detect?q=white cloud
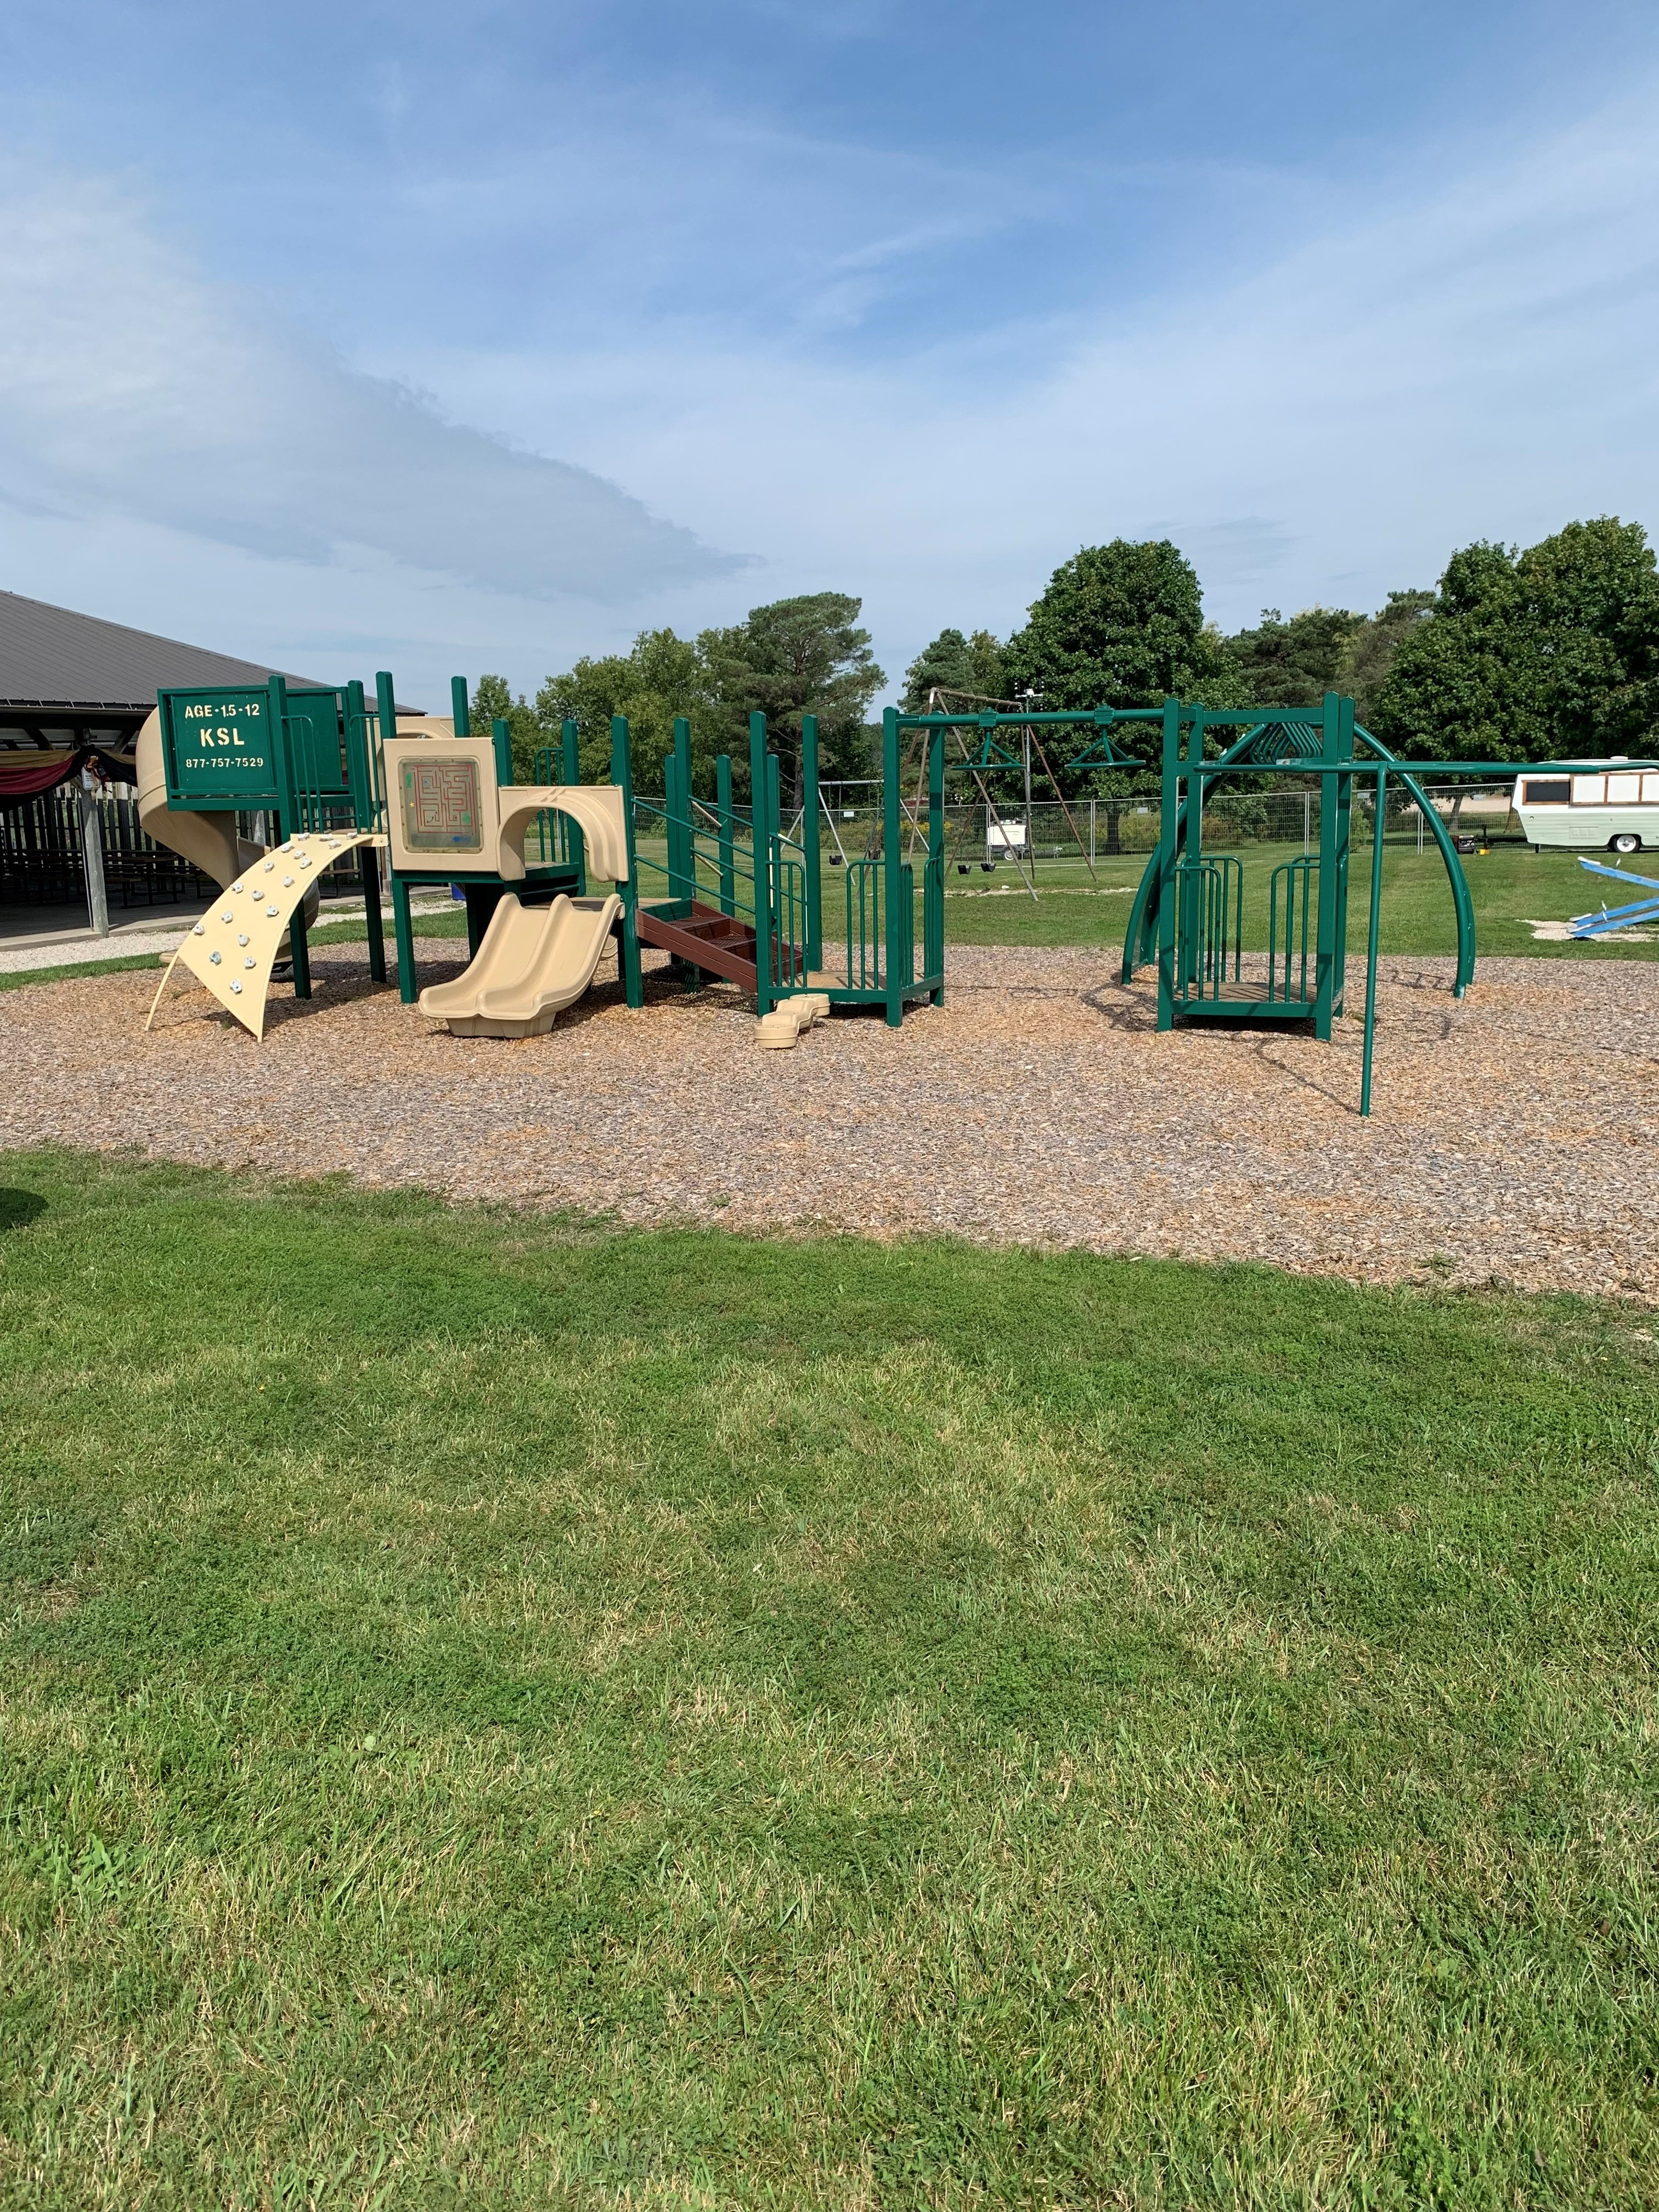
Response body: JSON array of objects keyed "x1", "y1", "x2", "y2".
[
  {"x1": 402, "y1": 80, "x2": 1659, "y2": 662},
  {"x1": 0, "y1": 160, "x2": 745, "y2": 602}
]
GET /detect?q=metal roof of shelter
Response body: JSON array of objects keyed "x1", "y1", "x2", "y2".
[{"x1": 0, "y1": 590, "x2": 325, "y2": 751}]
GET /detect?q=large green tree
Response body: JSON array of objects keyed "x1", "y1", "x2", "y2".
[
  {"x1": 469, "y1": 674, "x2": 542, "y2": 783},
  {"x1": 534, "y1": 628, "x2": 722, "y2": 793},
  {"x1": 900, "y1": 627, "x2": 1008, "y2": 712},
  {"x1": 1003, "y1": 539, "x2": 1236, "y2": 711},
  {"x1": 1373, "y1": 520, "x2": 1659, "y2": 761},
  {"x1": 1222, "y1": 607, "x2": 1364, "y2": 707},
  {"x1": 1002, "y1": 539, "x2": 1237, "y2": 850},
  {"x1": 702, "y1": 592, "x2": 885, "y2": 788},
  {"x1": 1338, "y1": 589, "x2": 1434, "y2": 727}
]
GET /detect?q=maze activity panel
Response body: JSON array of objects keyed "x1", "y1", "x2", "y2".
[{"x1": 382, "y1": 736, "x2": 501, "y2": 873}]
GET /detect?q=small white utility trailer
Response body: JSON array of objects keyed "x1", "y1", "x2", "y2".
[{"x1": 1513, "y1": 761, "x2": 1659, "y2": 854}]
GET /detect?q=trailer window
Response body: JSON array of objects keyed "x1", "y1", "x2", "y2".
[
  {"x1": 1522, "y1": 779, "x2": 1571, "y2": 805},
  {"x1": 1606, "y1": 774, "x2": 1641, "y2": 803},
  {"x1": 1571, "y1": 775, "x2": 1606, "y2": 805},
  {"x1": 1644, "y1": 776, "x2": 1659, "y2": 804}
]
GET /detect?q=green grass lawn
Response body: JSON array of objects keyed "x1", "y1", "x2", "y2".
[
  {"x1": 3, "y1": 1150, "x2": 1657, "y2": 2208},
  {"x1": 0, "y1": 955, "x2": 165, "y2": 994},
  {"x1": 933, "y1": 840, "x2": 1659, "y2": 962},
  {"x1": 294, "y1": 840, "x2": 1655, "y2": 968}
]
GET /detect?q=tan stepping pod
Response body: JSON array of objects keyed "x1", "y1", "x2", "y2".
[
  {"x1": 756, "y1": 1008, "x2": 804, "y2": 1048},
  {"x1": 780, "y1": 992, "x2": 831, "y2": 1025}
]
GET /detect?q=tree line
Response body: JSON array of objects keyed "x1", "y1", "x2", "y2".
[
  {"x1": 471, "y1": 594, "x2": 885, "y2": 800},
  {"x1": 471, "y1": 516, "x2": 1659, "y2": 806}
]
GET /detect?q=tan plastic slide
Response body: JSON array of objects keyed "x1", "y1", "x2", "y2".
[{"x1": 418, "y1": 891, "x2": 624, "y2": 1037}]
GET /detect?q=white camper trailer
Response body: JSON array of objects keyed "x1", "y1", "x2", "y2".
[{"x1": 1513, "y1": 761, "x2": 1659, "y2": 855}]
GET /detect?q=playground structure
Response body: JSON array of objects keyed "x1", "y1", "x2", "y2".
[
  {"x1": 136, "y1": 673, "x2": 946, "y2": 1041},
  {"x1": 896, "y1": 690, "x2": 1657, "y2": 1113},
  {"x1": 133, "y1": 665, "x2": 1655, "y2": 1111}
]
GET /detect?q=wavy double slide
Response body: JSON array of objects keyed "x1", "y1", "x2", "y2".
[{"x1": 417, "y1": 892, "x2": 623, "y2": 1038}]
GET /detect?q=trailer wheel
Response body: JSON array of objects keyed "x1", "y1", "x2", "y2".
[{"x1": 1610, "y1": 833, "x2": 1643, "y2": 855}]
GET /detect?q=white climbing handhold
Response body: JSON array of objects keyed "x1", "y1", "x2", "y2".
[
  {"x1": 231, "y1": 882, "x2": 244, "y2": 894},
  {"x1": 263, "y1": 861, "x2": 275, "y2": 873},
  {"x1": 266, "y1": 905, "x2": 279, "y2": 917},
  {"x1": 210, "y1": 950, "x2": 222, "y2": 965},
  {"x1": 237, "y1": 934, "x2": 249, "y2": 946},
  {"x1": 298, "y1": 854, "x2": 312, "y2": 868},
  {"x1": 221, "y1": 910, "x2": 233, "y2": 923},
  {"x1": 193, "y1": 923, "x2": 205, "y2": 936},
  {"x1": 230, "y1": 981, "x2": 242, "y2": 994},
  {"x1": 283, "y1": 875, "x2": 294, "y2": 886},
  {"x1": 244, "y1": 956, "x2": 256, "y2": 969}
]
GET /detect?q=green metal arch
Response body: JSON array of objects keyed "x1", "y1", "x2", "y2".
[
  {"x1": 1353, "y1": 725, "x2": 1475, "y2": 998},
  {"x1": 1120, "y1": 715, "x2": 1477, "y2": 997}
]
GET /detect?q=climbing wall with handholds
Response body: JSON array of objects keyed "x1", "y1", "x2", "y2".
[{"x1": 147, "y1": 831, "x2": 386, "y2": 1040}]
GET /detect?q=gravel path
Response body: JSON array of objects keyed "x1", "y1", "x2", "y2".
[{"x1": 5, "y1": 942, "x2": 1656, "y2": 1299}]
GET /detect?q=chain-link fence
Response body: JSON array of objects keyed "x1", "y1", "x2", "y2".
[{"x1": 811, "y1": 782, "x2": 1522, "y2": 866}]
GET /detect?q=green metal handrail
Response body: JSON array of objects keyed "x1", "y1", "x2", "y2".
[
  {"x1": 1171, "y1": 854, "x2": 1241, "y2": 1002},
  {"x1": 1267, "y1": 856, "x2": 1318, "y2": 1005}
]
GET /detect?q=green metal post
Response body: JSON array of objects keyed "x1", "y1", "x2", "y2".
[
  {"x1": 391, "y1": 875, "x2": 417, "y2": 1003},
  {"x1": 802, "y1": 712, "x2": 822, "y2": 975},
  {"x1": 610, "y1": 715, "x2": 644, "y2": 1008},
  {"x1": 670, "y1": 715, "x2": 693, "y2": 905},
  {"x1": 376, "y1": 670, "x2": 417, "y2": 1000},
  {"x1": 1178, "y1": 705, "x2": 1207, "y2": 995},
  {"x1": 560, "y1": 718, "x2": 585, "y2": 890},
  {"x1": 1314, "y1": 692, "x2": 1342, "y2": 1040},
  {"x1": 343, "y1": 680, "x2": 385, "y2": 982},
  {"x1": 1331, "y1": 693, "x2": 1356, "y2": 1017},
  {"x1": 767, "y1": 751, "x2": 785, "y2": 991},
  {"x1": 452, "y1": 676, "x2": 470, "y2": 738},
  {"x1": 749, "y1": 713, "x2": 774, "y2": 1013},
  {"x1": 882, "y1": 705, "x2": 903, "y2": 1028},
  {"x1": 342, "y1": 678, "x2": 372, "y2": 830},
  {"x1": 927, "y1": 724, "x2": 945, "y2": 1001},
  {"x1": 716, "y1": 754, "x2": 735, "y2": 917},
  {"x1": 1155, "y1": 699, "x2": 1182, "y2": 1030},
  {"x1": 492, "y1": 715, "x2": 514, "y2": 790},
  {"x1": 267, "y1": 673, "x2": 311, "y2": 1000},
  {"x1": 1361, "y1": 765, "x2": 1386, "y2": 1118}
]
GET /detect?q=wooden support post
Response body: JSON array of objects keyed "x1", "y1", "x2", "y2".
[
  {"x1": 802, "y1": 713, "x2": 822, "y2": 975},
  {"x1": 611, "y1": 715, "x2": 644, "y2": 1008}
]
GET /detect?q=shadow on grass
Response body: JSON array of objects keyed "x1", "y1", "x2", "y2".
[{"x1": 0, "y1": 1186, "x2": 47, "y2": 1234}]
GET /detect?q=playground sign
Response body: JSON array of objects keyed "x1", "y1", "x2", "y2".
[{"x1": 157, "y1": 684, "x2": 347, "y2": 812}]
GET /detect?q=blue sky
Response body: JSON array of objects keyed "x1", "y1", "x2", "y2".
[{"x1": 2, "y1": 0, "x2": 1657, "y2": 706}]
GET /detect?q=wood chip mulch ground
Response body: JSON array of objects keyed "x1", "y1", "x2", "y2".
[{"x1": 5, "y1": 942, "x2": 1655, "y2": 1300}]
